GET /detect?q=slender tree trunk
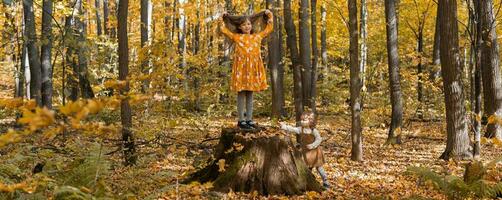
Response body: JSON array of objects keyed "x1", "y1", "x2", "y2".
[
  {"x1": 431, "y1": 5, "x2": 441, "y2": 80},
  {"x1": 417, "y1": 25, "x2": 424, "y2": 119},
  {"x1": 471, "y1": 0, "x2": 482, "y2": 158},
  {"x1": 320, "y1": 5, "x2": 327, "y2": 79},
  {"x1": 267, "y1": 0, "x2": 285, "y2": 119},
  {"x1": 349, "y1": 0, "x2": 362, "y2": 161},
  {"x1": 360, "y1": 0, "x2": 368, "y2": 91},
  {"x1": 41, "y1": 0, "x2": 54, "y2": 108},
  {"x1": 284, "y1": 0, "x2": 303, "y2": 124},
  {"x1": 384, "y1": 0, "x2": 403, "y2": 144},
  {"x1": 299, "y1": 0, "x2": 312, "y2": 107},
  {"x1": 479, "y1": 0, "x2": 502, "y2": 139},
  {"x1": 178, "y1": 0, "x2": 188, "y2": 93},
  {"x1": 103, "y1": 0, "x2": 109, "y2": 35},
  {"x1": 23, "y1": 46, "x2": 31, "y2": 99},
  {"x1": 277, "y1": 0, "x2": 286, "y2": 117},
  {"x1": 23, "y1": 0, "x2": 42, "y2": 105},
  {"x1": 118, "y1": 0, "x2": 137, "y2": 166},
  {"x1": 141, "y1": 0, "x2": 152, "y2": 92},
  {"x1": 310, "y1": 0, "x2": 318, "y2": 112},
  {"x1": 76, "y1": 0, "x2": 94, "y2": 99},
  {"x1": 95, "y1": 0, "x2": 102, "y2": 35},
  {"x1": 438, "y1": 0, "x2": 472, "y2": 160}
]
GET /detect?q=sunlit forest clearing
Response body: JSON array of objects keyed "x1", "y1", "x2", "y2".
[{"x1": 1, "y1": 0, "x2": 502, "y2": 199}]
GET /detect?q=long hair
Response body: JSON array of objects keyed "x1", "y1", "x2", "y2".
[{"x1": 223, "y1": 11, "x2": 271, "y2": 34}]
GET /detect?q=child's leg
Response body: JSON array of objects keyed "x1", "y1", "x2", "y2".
[
  {"x1": 317, "y1": 166, "x2": 329, "y2": 185},
  {"x1": 237, "y1": 91, "x2": 246, "y2": 121},
  {"x1": 245, "y1": 91, "x2": 253, "y2": 121}
]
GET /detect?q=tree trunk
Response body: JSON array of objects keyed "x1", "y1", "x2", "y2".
[
  {"x1": 438, "y1": 0, "x2": 472, "y2": 160},
  {"x1": 384, "y1": 0, "x2": 403, "y2": 144},
  {"x1": 479, "y1": 0, "x2": 502, "y2": 139},
  {"x1": 23, "y1": 0, "x2": 42, "y2": 106},
  {"x1": 284, "y1": 0, "x2": 303, "y2": 124},
  {"x1": 41, "y1": 0, "x2": 54, "y2": 109},
  {"x1": 267, "y1": 0, "x2": 285, "y2": 119},
  {"x1": 417, "y1": 25, "x2": 424, "y2": 119},
  {"x1": 471, "y1": 0, "x2": 482, "y2": 158},
  {"x1": 76, "y1": 0, "x2": 94, "y2": 99},
  {"x1": 360, "y1": 0, "x2": 368, "y2": 91},
  {"x1": 299, "y1": 0, "x2": 312, "y2": 107},
  {"x1": 320, "y1": 5, "x2": 327, "y2": 79},
  {"x1": 95, "y1": 0, "x2": 102, "y2": 36},
  {"x1": 431, "y1": 5, "x2": 441, "y2": 69},
  {"x1": 185, "y1": 128, "x2": 322, "y2": 195},
  {"x1": 178, "y1": 0, "x2": 188, "y2": 93},
  {"x1": 349, "y1": 0, "x2": 362, "y2": 161},
  {"x1": 141, "y1": 0, "x2": 152, "y2": 93},
  {"x1": 103, "y1": 0, "x2": 109, "y2": 35},
  {"x1": 118, "y1": 0, "x2": 136, "y2": 166},
  {"x1": 310, "y1": 0, "x2": 318, "y2": 112}
]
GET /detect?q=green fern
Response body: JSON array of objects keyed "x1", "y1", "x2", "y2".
[
  {"x1": 61, "y1": 143, "x2": 110, "y2": 197},
  {"x1": 406, "y1": 157, "x2": 502, "y2": 200}
]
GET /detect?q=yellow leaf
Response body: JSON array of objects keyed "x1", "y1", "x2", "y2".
[
  {"x1": 487, "y1": 115, "x2": 497, "y2": 124},
  {"x1": 218, "y1": 159, "x2": 226, "y2": 172},
  {"x1": 493, "y1": 138, "x2": 502, "y2": 147},
  {"x1": 481, "y1": 137, "x2": 488, "y2": 144}
]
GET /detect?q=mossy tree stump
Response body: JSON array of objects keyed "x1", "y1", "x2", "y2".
[{"x1": 185, "y1": 127, "x2": 322, "y2": 195}]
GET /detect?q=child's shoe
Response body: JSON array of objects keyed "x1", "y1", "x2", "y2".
[
  {"x1": 246, "y1": 120, "x2": 259, "y2": 129},
  {"x1": 238, "y1": 121, "x2": 253, "y2": 130},
  {"x1": 322, "y1": 182, "x2": 330, "y2": 190}
]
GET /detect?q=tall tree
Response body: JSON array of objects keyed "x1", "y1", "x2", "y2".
[
  {"x1": 41, "y1": 0, "x2": 54, "y2": 108},
  {"x1": 310, "y1": 0, "x2": 318, "y2": 112},
  {"x1": 103, "y1": 0, "x2": 109, "y2": 35},
  {"x1": 284, "y1": 0, "x2": 303, "y2": 124},
  {"x1": 430, "y1": 5, "x2": 441, "y2": 80},
  {"x1": 384, "y1": 0, "x2": 403, "y2": 144},
  {"x1": 349, "y1": 0, "x2": 362, "y2": 161},
  {"x1": 360, "y1": 0, "x2": 367, "y2": 91},
  {"x1": 438, "y1": 0, "x2": 472, "y2": 160},
  {"x1": 468, "y1": 0, "x2": 482, "y2": 157},
  {"x1": 141, "y1": 0, "x2": 152, "y2": 92},
  {"x1": 320, "y1": 5, "x2": 327, "y2": 77},
  {"x1": 267, "y1": 0, "x2": 285, "y2": 119},
  {"x1": 478, "y1": 0, "x2": 502, "y2": 139},
  {"x1": 75, "y1": 0, "x2": 94, "y2": 99},
  {"x1": 118, "y1": 0, "x2": 136, "y2": 166},
  {"x1": 299, "y1": 0, "x2": 312, "y2": 107},
  {"x1": 95, "y1": 0, "x2": 102, "y2": 35},
  {"x1": 23, "y1": 0, "x2": 42, "y2": 105}
]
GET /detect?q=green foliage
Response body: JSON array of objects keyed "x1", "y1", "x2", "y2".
[
  {"x1": 54, "y1": 186, "x2": 94, "y2": 200},
  {"x1": 406, "y1": 158, "x2": 502, "y2": 200}
]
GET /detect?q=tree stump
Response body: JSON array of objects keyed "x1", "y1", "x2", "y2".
[{"x1": 185, "y1": 127, "x2": 322, "y2": 195}]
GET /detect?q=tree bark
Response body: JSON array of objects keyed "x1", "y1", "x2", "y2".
[
  {"x1": 186, "y1": 128, "x2": 322, "y2": 195},
  {"x1": 438, "y1": 0, "x2": 472, "y2": 160},
  {"x1": 284, "y1": 0, "x2": 303, "y2": 124},
  {"x1": 118, "y1": 0, "x2": 137, "y2": 166},
  {"x1": 471, "y1": 0, "x2": 482, "y2": 158},
  {"x1": 479, "y1": 0, "x2": 502, "y2": 139},
  {"x1": 299, "y1": 0, "x2": 312, "y2": 107},
  {"x1": 429, "y1": 6, "x2": 441, "y2": 81},
  {"x1": 103, "y1": 0, "x2": 109, "y2": 35},
  {"x1": 310, "y1": 0, "x2": 318, "y2": 112},
  {"x1": 141, "y1": 0, "x2": 152, "y2": 93},
  {"x1": 320, "y1": 5, "x2": 327, "y2": 79},
  {"x1": 76, "y1": 0, "x2": 94, "y2": 99},
  {"x1": 360, "y1": 0, "x2": 368, "y2": 91},
  {"x1": 384, "y1": 0, "x2": 403, "y2": 144},
  {"x1": 349, "y1": 0, "x2": 362, "y2": 161},
  {"x1": 41, "y1": 0, "x2": 54, "y2": 108},
  {"x1": 95, "y1": 0, "x2": 102, "y2": 36},
  {"x1": 267, "y1": 0, "x2": 285, "y2": 119},
  {"x1": 23, "y1": 0, "x2": 42, "y2": 106}
]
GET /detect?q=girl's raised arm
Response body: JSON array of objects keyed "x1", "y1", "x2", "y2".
[
  {"x1": 220, "y1": 21, "x2": 237, "y2": 41},
  {"x1": 258, "y1": 11, "x2": 274, "y2": 38}
]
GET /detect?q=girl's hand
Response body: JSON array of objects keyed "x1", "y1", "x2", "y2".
[{"x1": 279, "y1": 122, "x2": 286, "y2": 128}]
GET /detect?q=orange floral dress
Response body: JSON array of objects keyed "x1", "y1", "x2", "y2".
[{"x1": 221, "y1": 21, "x2": 274, "y2": 92}]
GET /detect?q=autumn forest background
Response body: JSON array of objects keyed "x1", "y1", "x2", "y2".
[{"x1": 0, "y1": 0, "x2": 502, "y2": 199}]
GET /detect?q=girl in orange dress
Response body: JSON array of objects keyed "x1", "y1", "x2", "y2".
[{"x1": 220, "y1": 10, "x2": 273, "y2": 130}]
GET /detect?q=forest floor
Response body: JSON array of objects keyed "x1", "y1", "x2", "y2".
[{"x1": 106, "y1": 113, "x2": 500, "y2": 200}]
